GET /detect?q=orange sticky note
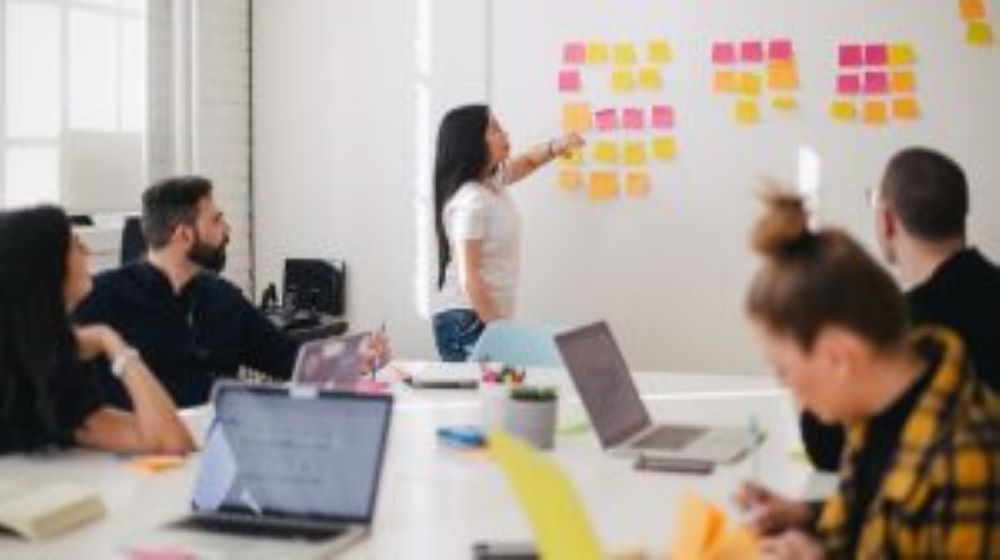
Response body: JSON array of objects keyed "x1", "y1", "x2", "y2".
[
  {"x1": 772, "y1": 96, "x2": 797, "y2": 110},
  {"x1": 888, "y1": 43, "x2": 916, "y2": 66},
  {"x1": 705, "y1": 525, "x2": 761, "y2": 560},
  {"x1": 557, "y1": 169, "x2": 583, "y2": 191},
  {"x1": 648, "y1": 40, "x2": 672, "y2": 63},
  {"x1": 960, "y1": 0, "x2": 986, "y2": 21},
  {"x1": 733, "y1": 99, "x2": 760, "y2": 124},
  {"x1": 126, "y1": 455, "x2": 185, "y2": 474},
  {"x1": 613, "y1": 43, "x2": 637, "y2": 65},
  {"x1": 830, "y1": 100, "x2": 857, "y2": 121},
  {"x1": 767, "y1": 61, "x2": 799, "y2": 90},
  {"x1": 738, "y1": 72, "x2": 763, "y2": 96},
  {"x1": 624, "y1": 172, "x2": 651, "y2": 198},
  {"x1": 637, "y1": 67, "x2": 662, "y2": 90},
  {"x1": 890, "y1": 71, "x2": 916, "y2": 93},
  {"x1": 671, "y1": 493, "x2": 727, "y2": 560},
  {"x1": 862, "y1": 100, "x2": 888, "y2": 125},
  {"x1": 892, "y1": 97, "x2": 920, "y2": 120},
  {"x1": 588, "y1": 172, "x2": 619, "y2": 202},
  {"x1": 610, "y1": 68, "x2": 635, "y2": 92},
  {"x1": 652, "y1": 136, "x2": 677, "y2": 160},
  {"x1": 713, "y1": 71, "x2": 740, "y2": 93},
  {"x1": 967, "y1": 22, "x2": 994, "y2": 46},
  {"x1": 586, "y1": 42, "x2": 609, "y2": 64},
  {"x1": 562, "y1": 103, "x2": 592, "y2": 133}
]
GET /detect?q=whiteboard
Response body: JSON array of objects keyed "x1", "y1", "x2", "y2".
[{"x1": 491, "y1": 0, "x2": 1000, "y2": 372}]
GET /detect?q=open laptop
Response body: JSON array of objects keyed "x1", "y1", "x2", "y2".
[
  {"x1": 291, "y1": 332, "x2": 370, "y2": 388},
  {"x1": 126, "y1": 382, "x2": 393, "y2": 559},
  {"x1": 555, "y1": 322, "x2": 759, "y2": 464}
]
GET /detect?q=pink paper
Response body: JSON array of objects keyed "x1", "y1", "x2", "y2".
[
  {"x1": 836, "y1": 74, "x2": 861, "y2": 95},
  {"x1": 864, "y1": 44, "x2": 888, "y2": 66},
  {"x1": 863, "y1": 71, "x2": 888, "y2": 94},
  {"x1": 622, "y1": 108, "x2": 645, "y2": 130},
  {"x1": 558, "y1": 70, "x2": 581, "y2": 92},
  {"x1": 712, "y1": 42, "x2": 737, "y2": 64},
  {"x1": 563, "y1": 42, "x2": 586, "y2": 64},
  {"x1": 594, "y1": 108, "x2": 618, "y2": 132},
  {"x1": 651, "y1": 105, "x2": 674, "y2": 129},
  {"x1": 741, "y1": 41, "x2": 764, "y2": 63},
  {"x1": 768, "y1": 39, "x2": 794, "y2": 60},
  {"x1": 839, "y1": 44, "x2": 863, "y2": 67}
]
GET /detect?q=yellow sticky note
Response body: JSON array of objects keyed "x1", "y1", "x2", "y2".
[
  {"x1": 652, "y1": 136, "x2": 677, "y2": 161},
  {"x1": 888, "y1": 43, "x2": 916, "y2": 66},
  {"x1": 767, "y1": 61, "x2": 799, "y2": 90},
  {"x1": 892, "y1": 97, "x2": 920, "y2": 120},
  {"x1": 592, "y1": 141, "x2": 619, "y2": 164},
  {"x1": 738, "y1": 72, "x2": 763, "y2": 96},
  {"x1": 671, "y1": 493, "x2": 727, "y2": 560},
  {"x1": 557, "y1": 169, "x2": 583, "y2": 192},
  {"x1": 733, "y1": 99, "x2": 760, "y2": 124},
  {"x1": 967, "y1": 22, "x2": 994, "y2": 46},
  {"x1": 562, "y1": 103, "x2": 592, "y2": 133},
  {"x1": 588, "y1": 172, "x2": 619, "y2": 202},
  {"x1": 586, "y1": 42, "x2": 609, "y2": 64},
  {"x1": 560, "y1": 149, "x2": 584, "y2": 166},
  {"x1": 489, "y1": 432, "x2": 603, "y2": 560},
  {"x1": 772, "y1": 96, "x2": 797, "y2": 110},
  {"x1": 613, "y1": 43, "x2": 637, "y2": 65},
  {"x1": 890, "y1": 71, "x2": 916, "y2": 93},
  {"x1": 625, "y1": 172, "x2": 651, "y2": 198},
  {"x1": 623, "y1": 142, "x2": 647, "y2": 166},
  {"x1": 862, "y1": 100, "x2": 888, "y2": 125},
  {"x1": 713, "y1": 71, "x2": 740, "y2": 93},
  {"x1": 637, "y1": 67, "x2": 662, "y2": 90},
  {"x1": 610, "y1": 68, "x2": 635, "y2": 92},
  {"x1": 648, "y1": 40, "x2": 672, "y2": 63},
  {"x1": 830, "y1": 100, "x2": 857, "y2": 121},
  {"x1": 960, "y1": 0, "x2": 987, "y2": 21}
]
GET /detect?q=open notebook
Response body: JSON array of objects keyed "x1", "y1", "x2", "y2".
[{"x1": 0, "y1": 480, "x2": 106, "y2": 540}]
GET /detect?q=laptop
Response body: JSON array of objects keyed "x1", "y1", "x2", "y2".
[
  {"x1": 126, "y1": 382, "x2": 393, "y2": 559},
  {"x1": 555, "y1": 322, "x2": 759, "y2": 464},
  {"x1": 291, "y1": 332, "x2": 370, "y2": 388}
]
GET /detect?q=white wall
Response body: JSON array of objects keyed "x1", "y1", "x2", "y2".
[{"x1": 253, "y1": 0, "x2": 1000, "y2": 371}]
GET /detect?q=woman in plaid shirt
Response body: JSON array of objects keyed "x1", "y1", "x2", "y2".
[{"x1": 738, "y1": 190, "x2": 999, "y2": 559}]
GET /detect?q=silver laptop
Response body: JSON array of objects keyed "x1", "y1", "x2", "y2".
[
  {"x1": 556, "y1": 322, "x2": 759, "y2": 464},
  {"x1": 291, "y1": 332, "x2": 369, "y2": 388},
  {"x1": 126, "y1": 383, "x2": 393, "y2": 559}
]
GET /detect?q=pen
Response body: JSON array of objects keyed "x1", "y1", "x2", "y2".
[{"x1": 370, "y1": 321, "x2": 387, "y2": 380}]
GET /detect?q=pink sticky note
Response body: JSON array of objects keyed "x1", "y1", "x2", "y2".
[
  {"x1": 594, "y1": 108, "x2": 617, "y2": 132},
  {"x1": 768, "y1": 39, "x2": 793, "y2": 60},
  {"x1": 839, "y1": 44, "x2": 863, "y2": 67},
  {"x1": 836, "y1": 74, "x2": 861, "y2": 95},
  {"x1": 864, "y1": 71, "x2": 888, "y2": 94},
  {"x1": 864, "y1": 44, "x2": 888, "y2": 66},
  {"x1": 712, "y1": 42, "x2": 737, "y2": 64},
  {"x1": 741, "y1": 41, "x2": 764, "y2": 63},
  {"x1": 651, "y1": 105, "x2": 674, "y2": 129},
  {"x1": 563, "y1": 42, "x2": 586, "y2": 64},
  {"x1": 622, "y1": 108, "x2": 644, "y2": 130},
  {"x1": 558, "y1": 70, "x2": 581, "y2": 92}
]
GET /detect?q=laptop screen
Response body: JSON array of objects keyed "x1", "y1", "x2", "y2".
[
  {"x1": 291, "y1": 332, "x2": 369, "y2": 387},
  {"x1": 555, "y1": 322, "x2": 652, "y2": 448},
  {"x1": 192, "y1": 384, "x2": 392, "y2": 524}
]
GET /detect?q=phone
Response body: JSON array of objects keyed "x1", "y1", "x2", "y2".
[
  {"x1": 436, "y1": 426, "x2": 486, "y2": 449},
  {"x1": 633, "y1": 454, "x2": 715, "y2": 475},
  {"x1": 472, "y1": 541, "x2": 538, "y2": 559}
]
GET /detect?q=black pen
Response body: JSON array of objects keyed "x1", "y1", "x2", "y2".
[{"x1": 634, "y1": 454, "x2": 715, "y2": 475}]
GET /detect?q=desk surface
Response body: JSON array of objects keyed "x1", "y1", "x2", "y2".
[{"x1": 0, "y1": 363, "x2": 833, "y2": 559}]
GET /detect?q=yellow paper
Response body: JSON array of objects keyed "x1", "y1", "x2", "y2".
[
  {"x1": 489, "y1": 431, "x2": 603, "y2": 560},
  {"x1": 613, "y1": 43, "x2": 637, "y2": 65},
  {"x1": 557, "y1": 169, "x2": 583, "y2": 192},
  {"x1": 766, "y1": 61, "x2": 798, "y2": 90},
  {"x1": 637, "y1": 67, "x2": 662, "y2": 90},
  {"x1": 830, "y1": 100, "x2": 856, "y2": 121},
  {"x1": 733, "y1": 99, "x2": 760, "y2": 124},
  {"x1": 772, "y1": 96, "x2": 797, "y2": 110},
  {"x1": 738, "y1": 72, "x2": 762, "y2": 96},
  {"x1": 671, "y1": 493, "x2": 727, "y2": 560},
  {"x1": 562, "y1": 103, "x2": 592, "y2": 133},
  {"x1": 625, "y1": 172, "x2": 650, "y2": 198},
  {"x1": 862, "y1": 100, "x2": 888, "y2": 125},
  {"x1": 960, "y1": 0, "x2": 986, "y2": 21},
  {"x1": 588, "y1": 172, "x2": 619, "y2": 202},
  {"x1": 892, "y1": 97, "x2": 920, "y2": 120},
  {"x1": 652, "y1": 136, "x2": 677, "y2": 161},
  {"x1": 967, "y1": 22, "x2": 994, "y2": 46},
  {"x1": 560, "y1": 149, "x2": 584, "y2": 166},
  {"x1": 592, "y1": 141, "x2": 619, "y2": 164},
  {"x1": 610, "y1": 68, "x2": 635, "y2": 92},
  {"x1": 888, "y1": 43, "x2": 916, "y2": 66},
  {"x1": 890, "y1": 71, "x2": 916, "y2": 93},
  {"x1": 623, "y1": 142, "x2": 647, "y2": 166},
  {"x1": 648, "y1": 40, "x2": 673, "y2": 63},
  {"x1": 713, "y1": 71, "x2": 740, "y2": 94},
  {"x1": 586, "y1": 42, "x2": 609, "y2": 64}
]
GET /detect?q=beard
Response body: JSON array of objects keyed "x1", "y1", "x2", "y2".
[{"x1": 188, "y1": 233, "x2": 228, "y2": 273}]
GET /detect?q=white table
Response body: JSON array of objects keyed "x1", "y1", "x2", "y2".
[{"x1": 0, "y1": 363, "x2": 835, "y2": 559}]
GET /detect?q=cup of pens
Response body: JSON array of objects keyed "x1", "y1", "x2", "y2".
[
  {"x1": 480, "y1": 364, "x2": 526, "y2": 432},
  {"x1": 503, "y1": 386, "x2": 558, "y2": 450}
]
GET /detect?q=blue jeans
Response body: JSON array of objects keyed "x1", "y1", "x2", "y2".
[{"x1": 433, "y1": 309, "x2": 486, "y2": 362}]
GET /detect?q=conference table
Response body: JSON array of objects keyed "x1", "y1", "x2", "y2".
[{"x1": 0, "y1": 362, "x2": 836, "y2": 559}]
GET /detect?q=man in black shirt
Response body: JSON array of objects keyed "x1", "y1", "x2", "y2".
[{"x1": 801, "y1": 147, "x2": 1000, "y2": 471}]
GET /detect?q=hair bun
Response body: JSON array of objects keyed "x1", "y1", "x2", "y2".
[{"x1": 751, "y1": 188, "x2": 811, "y2": 257}]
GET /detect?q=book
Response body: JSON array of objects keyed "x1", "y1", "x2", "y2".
[{"x1": 0, "y1": 480, "x2": 106, "y2": 540}]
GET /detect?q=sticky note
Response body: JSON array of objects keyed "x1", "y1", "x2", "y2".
[
  {"x1": 489, "y1": 431, "x2": 603, "y2": 560},
  {"x1": 648, "y1": 40, "x2": 672, "y2": 63},
  {"x1": 967, "y1": 22, "x2": 995, "y2": 46},
  {"x1": 772, "y1": 96, "x2": 797, "y2": 110},
  {"x1": 768, "y1": 39, "x2": 794, "y2": 61},
  {"x1": 594, "y1": 108, "x2": 617, "y2": 132},
  {"x1": 613, "y1": 43, "x2": 637, "y2": 65},
  {"x1": 892, "y1": 97, "x2": 920, "y2": 120},
  {"x1": 704, "y1": 526, "x2": 761, "y2": 560},
  {"x1": 839, "y1": 44, "x2": 863, "y2": 67},
  {"x1": 562, "y1": 103, "x2": 592, "y2": 133},
  {"x1": 767, "y1": 61, "x2": 799, "y2": 90},
  {"x1": 713, "y1": 71, "x2": 739, "y2": 93},
  {"x1": 864, "y1": 44, "x2": 888, "y2": 66},
  {"x1": 586, "y1": 42, "x2": 609, "y2": 64},
  {"x1": 740, "y1": 41, "x2": 764, "y2": 63},
  {"x1": 651, "y1": 105, "x2": 674, "y2": 129},
  {"x1": 637, "y1": 67, "x2": 662, "y2": 90},
  {"x1": 830, "y1": 100, "x2": 857, "y2": 121},
  {"x1": 560, "y1": 149, "x2": 584, "y2": 166},
  {"x1": 622, "y1": 108, "x2": 645, "y2": 130},
  {"x1": 960, "y1": 0, "x2": 987, "y2": 21},
  {"x1": 563, "y1": 42, "x2": 586, "y2": 64},
  {"x1": 652, "y1": 136, "x2": 677, "y2": 160},
  {"x1": 837, "y1": 74, "x2": 861, "y2": 95},
  {"x1": 733, "y1": 99, "x2": 760, "y2": 124},
  {"x1": 592, "y1": 141, "x2": 619, "y2": 164},
  {"x1": 558, "y1": 70, "x2": 581, "y2": 92},
  {"x1": 888, "y1": 43, "x2": 916, "y2": 66},
  {"x1": 864, "y1": 72, "x2": 889, "y2": 94},
  {"x1": 126, "y1": 455, "x2": 186, "y2": 474},
  {"x1": 588, "y1": 172, "x2": 619, "y2": 202},
  {"x1": 712, "y1": 42, "x2": 737, "y2": 64},
  {"x1": 671, "y1": 493, "x2": 727, "y2": 560},
  {"x1": 890, "y1": 71, "x2": 916, "y2": 93},
  {"x1": 625, "y1": 172, "x2": 650, "y2": 198},
  {"x1": 557, "y1": 169, "x2": 583, "y2": 191},
  {"x1": 862, "y1": 100, "x2": 888, "y2": 125},
  {"x1": 738, "y1": 72, "x2": 763, "y2": 96},
  {"x1": 610, "y1": 68, "x2": 635, "y2": 93},
  {"x1": 623, "y1": 142, "x2": 647, "y2": 166}
]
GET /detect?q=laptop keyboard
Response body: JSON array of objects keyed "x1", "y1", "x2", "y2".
[
  {"x1": 632, "y1": 425, "x2": 706, "y2": 450},
  {"x1": 172, "y1": 516, "x2": 348, "y2": 543}
]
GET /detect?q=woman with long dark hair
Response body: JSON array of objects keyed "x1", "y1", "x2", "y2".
[
  {"x1": 0, "y1": 205, "x2": 194, "y2": 455},
  {"x1": 432, "y1": 105, "x2": 583, "y2": 361}
]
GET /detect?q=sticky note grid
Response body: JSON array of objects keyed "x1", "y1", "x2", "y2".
[
  {"x1": 831, "y1": 42, "x2": 920, "y2": 125},
  {"x1": 710, "y1": 38, "x2": 799, "y2": 125}
]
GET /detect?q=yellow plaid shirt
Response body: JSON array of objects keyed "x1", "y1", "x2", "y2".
[{"x1": 818, "y1": 328, "x2": 1000, "y2": 559}]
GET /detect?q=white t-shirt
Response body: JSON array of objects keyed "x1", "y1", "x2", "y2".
[{"x1": 435, "y1": 165, "x2": 521, "y2": 317}]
